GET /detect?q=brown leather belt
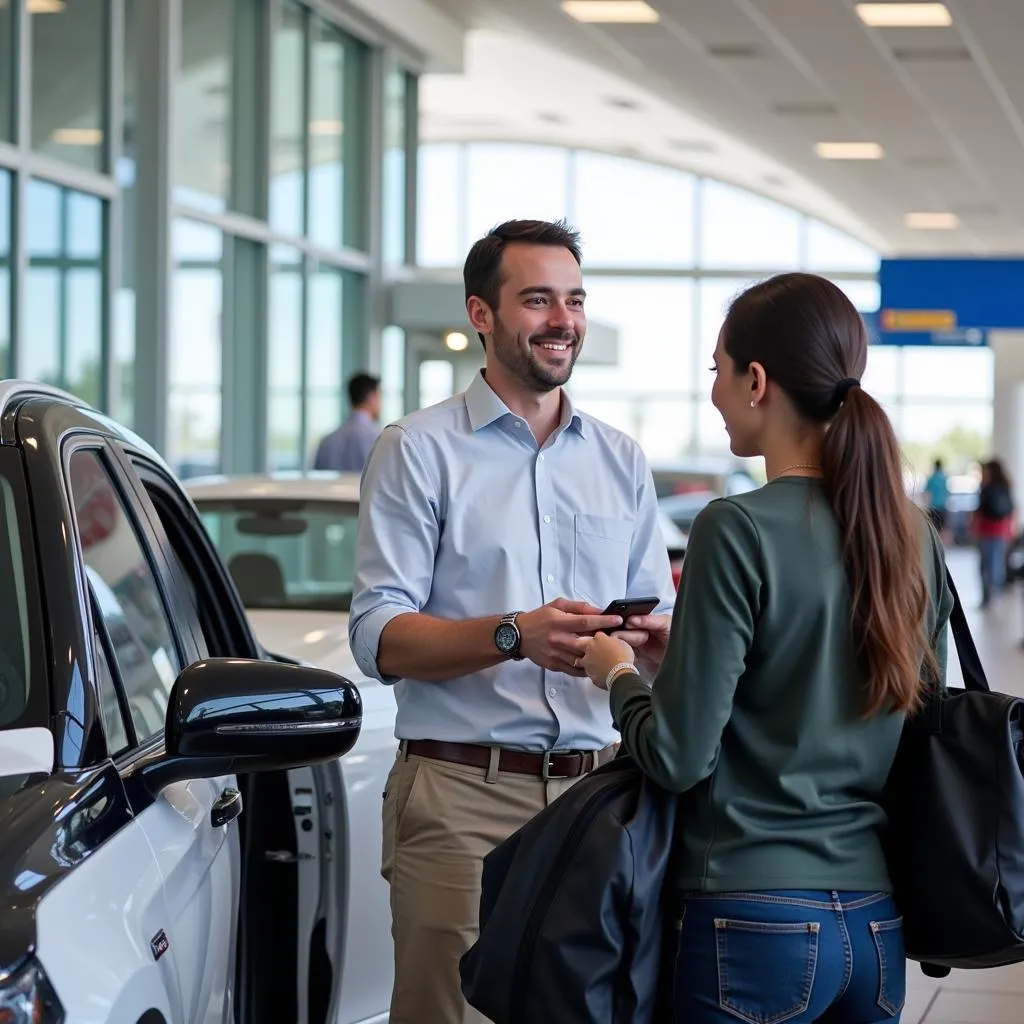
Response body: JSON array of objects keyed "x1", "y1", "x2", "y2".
[{"x1": 404, "y1": 739, "x2": 616, "y2": 779}]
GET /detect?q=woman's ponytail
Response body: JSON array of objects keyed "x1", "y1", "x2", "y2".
[{"x1": 821, "y1": 386, "x2": 936, "y2": 715}]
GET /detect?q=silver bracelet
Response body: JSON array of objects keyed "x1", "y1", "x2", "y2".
[{"x1": 602, "y1": 661, "x2": 637, "y2": 691}]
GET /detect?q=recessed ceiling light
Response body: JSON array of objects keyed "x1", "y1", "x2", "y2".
[
  {"x1": 905, "y1": 211, "x2": 959, "y2": 229},
  {"x1": 856, "y1": 3, "x2": 952, "y2": 28},
  {"x1": 815, "y1": 141, "x2": 884, "y2": 160},
  {"x1": 445, "y1": 331, "x2": 469, "y2": 352},
  {"x1": 28, "y1": 0, "x2": 66, "y2": 12},
  {"x1": 50, "y1": 127, "x2": 103, "y2": 146},
  {"x1": 561, "y1": 1, "x2": 660, "y2": 24}
]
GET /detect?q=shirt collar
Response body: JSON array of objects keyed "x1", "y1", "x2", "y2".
[{"x1": 464, "y1": 370, "x2": 586, "y2": 438}]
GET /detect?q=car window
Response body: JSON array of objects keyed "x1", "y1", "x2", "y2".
[
  {"x1": 91, "y1": 620, "x2": 130, "y2": 756},
  {"x1": 0, "y1": 472, "x2": 32, "y2": 727},
  {"x1": 196, "y1": 499, "x2": 359, "y2": 612},
  {"x1": 68, "y1": 450, "x2": 182, "y2": 743}
]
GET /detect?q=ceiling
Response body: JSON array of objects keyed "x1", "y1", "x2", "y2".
[{"x1": 418, "y1": 0, "x2": 1024, "y2": 256}]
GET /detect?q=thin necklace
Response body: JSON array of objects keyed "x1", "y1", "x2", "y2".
[{"x1": 774, "y1": 462, "x2": 822, "y2": 479}]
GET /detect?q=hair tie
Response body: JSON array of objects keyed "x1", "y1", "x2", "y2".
[{"x1": 831, "y1": 377, "x2": 860, "y2": 408}]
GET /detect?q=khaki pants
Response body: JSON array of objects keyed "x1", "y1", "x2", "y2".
[{"x1": 382, "y1": 748, "x2": 580, "y2": 1024}]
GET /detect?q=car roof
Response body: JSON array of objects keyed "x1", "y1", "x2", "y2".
[
  {"x1": 0, "y1": 379, "x2": 173, "y2": 472},
  {"x1": 184, "y1": 472, "x2": 362, "y2": 503}
]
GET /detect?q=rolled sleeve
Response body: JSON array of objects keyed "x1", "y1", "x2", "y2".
[
  {"x1": 626, "y1": 461, "x2": 676, "y2": 614},
  {"x1": 348, "y1": 425, "x2": 440, "y2": 683}
]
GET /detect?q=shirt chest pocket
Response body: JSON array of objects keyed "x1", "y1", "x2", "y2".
[{"x1": 572, "y1": 513, "x2": 634, "y2": 608}]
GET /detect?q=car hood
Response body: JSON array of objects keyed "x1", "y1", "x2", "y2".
[{"x1": 247, "y1": 610, "x2": 360, "y2": 676}]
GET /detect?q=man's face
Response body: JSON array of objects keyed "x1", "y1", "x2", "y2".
[
  {"x1": 366, "y1": 388, "x2": 382, "y2": 420},
  {"x1": 482, "y1": 243, "x2": 587, "y2": 393}
]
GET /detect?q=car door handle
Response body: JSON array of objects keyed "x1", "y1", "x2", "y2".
[{"x1": 211, "y1": 787, "x2": 243, "y2": 829}]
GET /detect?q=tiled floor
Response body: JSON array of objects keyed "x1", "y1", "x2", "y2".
[{"x1": 902, "y1": 546, "x2": 1024, "y2": 1024}]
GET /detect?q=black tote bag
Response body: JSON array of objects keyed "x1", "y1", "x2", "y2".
[{"x1": 883, "y1": 567, "x2": 1024, "y2": 972}]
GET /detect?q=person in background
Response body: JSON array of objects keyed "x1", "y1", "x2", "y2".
[
  {"x1": 972, "y1": 457, "x2": 1016, "y2": 608},
  {"x1": 581, "y1": 273, "x2": 952, "y2": 1023},
  {"x1": 923, "y1": 458, "x2": 949, "y2": 543},
  {"x1": 313, "y1": 372, "x2": 382, "y2": 473},
  {"x1": 349, "y1": 218, "x2": 675, "y2": 1024}
]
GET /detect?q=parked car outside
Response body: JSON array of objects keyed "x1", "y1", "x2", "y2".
[{"x1": 0, "y1": 380, "x2": 381, "y2": 1024}]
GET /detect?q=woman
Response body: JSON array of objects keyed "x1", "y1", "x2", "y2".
[
  {"x1": 581, "y1": 273, "x2": 953, "y2": 1023},
  {"x1": 971, "y1": 458, "x2": 1015, "y2": 607}
]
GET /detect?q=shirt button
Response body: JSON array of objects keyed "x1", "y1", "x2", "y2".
[
  {"x1": 543, "y1": 515, "x2": 552, "y2": 524},
  {"x1": 538, "y1": 454, "x2": 545, "y2": 462},
  {"x1": 514, "y1": 420, "x2": 522, "y2": 428},
  {"x1": 547, "y1": 573, "x2": 555, "y2": 582},
  {"x1": 549, "y1": 688, "x2": 557, "y2": 698}
]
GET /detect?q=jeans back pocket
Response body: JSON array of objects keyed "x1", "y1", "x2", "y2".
[
  {"x1": 715, "y1": 918, "x2": 820, "y2": 1024},
  {"x1": 870, "y1": 917, "x2": 906, "y2": 1016}
]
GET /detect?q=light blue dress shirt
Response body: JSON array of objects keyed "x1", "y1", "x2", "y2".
[
  {"x1": 348, "y1": 371, "x2": 676, "y2": 752},
  {"x1": 314, "y1": 411, "x2": 381, "y2": 473}
]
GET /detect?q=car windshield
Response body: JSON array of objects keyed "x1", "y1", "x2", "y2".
[
  {"x1": 0, "y1": 466, "x2": 35, "y2": 729},
  {"x1": 197, "y1": 498, "x2": 359, "y2": 613}
]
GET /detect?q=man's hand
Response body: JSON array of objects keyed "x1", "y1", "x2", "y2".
[
  {"x1": 611, "y1": 613, "x2": 672, "y2": 677},
  {"x1": 517, "y1": 598, "x2": 624, "y2": 676}
]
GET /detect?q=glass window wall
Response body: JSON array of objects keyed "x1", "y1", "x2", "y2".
[
  {"x1": 0, "y1": 0, "x2": 13, "y2": 142},
  {"x1": 0, "y1": 171, "x2": 9, "y2": 378},
  {"x1": 23, "y1": 180, "x2": 105, "y2": 406},
  {"x1": 31, "y1": 0, "x2": 107, "y2": 172},
  {"x1": 169, "y1": 220, "x2": 224, "y2": 479},
  {"x1": 383, "y1": 66, "x2": 412, "y2": 267}
]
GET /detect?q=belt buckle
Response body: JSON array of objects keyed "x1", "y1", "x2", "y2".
[{"x1": 541, "y1": 750, "x2": 575, "y2": 781}]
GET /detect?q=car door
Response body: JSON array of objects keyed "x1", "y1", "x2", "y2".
[
  {"x1": 124, "y1": 458, "x2": 360, "y2": 1024},
  {"x1": 63, "y1": 439, "x2": 240, "y2": 1024}
]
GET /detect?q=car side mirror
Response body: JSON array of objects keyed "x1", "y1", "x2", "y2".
[{"x1": 143, "y1": 658, "x2": 362, "y2": 793}]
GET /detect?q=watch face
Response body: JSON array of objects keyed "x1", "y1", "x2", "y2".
[{"x1": 495, "y1": 622, "x2": 519, "y2": 654}]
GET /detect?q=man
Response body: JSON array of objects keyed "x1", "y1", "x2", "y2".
[
  {"x1": 313, "y1": 372, "x2": 382, "y2": 472},
  {"x1": 348, "y1": 219, "x2": 674, "y2": 1024},
  {"x1": 923, "y1": 457, "x2": 949, "y2": 541}
]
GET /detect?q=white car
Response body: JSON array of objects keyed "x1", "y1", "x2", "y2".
[
  {"x1": 0, "y1": 381, "x2": 378, "y2": 1024},
  {"x1": 184, "y1": 473, "x2": 397, "y2": 1023}
]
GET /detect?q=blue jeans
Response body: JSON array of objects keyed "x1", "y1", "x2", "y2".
[
  {"x1": 665, "y1": 891, "x2": 905, "y2": 1023},
  {"x1": 978, "y1": 537, "x2": 1008, "y2": 603}
]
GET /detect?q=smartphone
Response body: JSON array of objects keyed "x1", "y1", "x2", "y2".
[{"x1": 600, "y1": 596, "x2": 660, "y2": 620}]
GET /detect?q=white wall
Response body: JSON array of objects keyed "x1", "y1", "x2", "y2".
[{"x1": 988, "y1": 331, "x2": 1024, "y2": 507}]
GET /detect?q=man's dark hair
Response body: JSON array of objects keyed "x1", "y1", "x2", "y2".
[
  {"x1": 348, "y1": 372, "x2": 379, "y2": 408},
  {"x1": 463, "y1": 219, "x2": 582, "y2": 348}
]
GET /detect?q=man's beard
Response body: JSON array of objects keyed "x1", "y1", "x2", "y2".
[{"x1": 491, "y1": 320, "x2": 581, "y2": 392}]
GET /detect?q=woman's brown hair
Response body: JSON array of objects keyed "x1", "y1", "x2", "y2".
[{"x1": 723, "y1": 272, "x2": 934, "y2": 716}]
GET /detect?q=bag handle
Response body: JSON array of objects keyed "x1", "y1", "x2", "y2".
[{"x1": 944, "y1": 565, "x2": 990, "y2": 694}]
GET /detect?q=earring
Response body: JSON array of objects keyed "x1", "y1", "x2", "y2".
[{"x1": 750, "y1": 400, "x2": 756, "y2": 408}]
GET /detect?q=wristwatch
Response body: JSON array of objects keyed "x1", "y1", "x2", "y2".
[{"x1": 494, "y1": 612, "x2": 524, "y2": 660}]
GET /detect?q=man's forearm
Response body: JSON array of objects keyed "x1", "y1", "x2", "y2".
[{"x1": 377, "y1": 612, "x2": 507, "y2": 682}]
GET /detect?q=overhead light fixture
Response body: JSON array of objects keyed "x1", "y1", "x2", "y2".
[
  {"x1": 445, "y1": 331, "x2": 469, "y2": 352},
  {"x1": 855, "y1": 3, "x2": 952, "y2": 28},
  {"x1": 50, "y1": 127, "x2": 103, "y2": 146},
  {"x1": 28, "y1": 0, "x2": 66, "y2": 11},
  {"x1": 309, "y1": 119, "x2": 344, "y2": 137},
  {"x1": 815, "y1": 141, "x2": 884, "y2": 160},
  {"x1": 905, "y1": 211, "x2": 959, "y2": 229},
  {"x1": 561, "y1": 1, "x2": 660, "y2": 24}
]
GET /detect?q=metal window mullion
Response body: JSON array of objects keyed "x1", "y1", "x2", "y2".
[
  {"x1": 132, "y1": 0, "x2": 178, "y2": 452},
  {"x1": 219, "y1": 233, "x2": 235, "y2": 474},
  {"x1": 103, "y1": 0, "x2": 126, "y2": 414},
  {"x1": 299, "y1": 252, "x2": 310, "y2": 468},
  {"x1": 10, "y1": 0, "x2": 30, "y2": 377},
  {"x1": 57, "y1": 187, "x2": 68, "y2": 389},
  {"x1": 301, "y1": 2, "x2": 312, "y2": 238},
  {"x1": 404, "y1": 69, "x2": 418, "y2": 267}
]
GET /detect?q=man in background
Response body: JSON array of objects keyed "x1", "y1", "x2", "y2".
[
  {"x1": 314, "y1": 372, "x2": 382, "y2": 473},
  {"x1": 924, "y1": 457, "x2": 949, "y2": 542}
]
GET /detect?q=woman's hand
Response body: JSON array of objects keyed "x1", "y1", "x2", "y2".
[
  {"x1": 579, "y1": 632, "x2": 635, "y2": 690},
  {"x1": 612, "y1": 613, "x2": 672, "y2": 678}
]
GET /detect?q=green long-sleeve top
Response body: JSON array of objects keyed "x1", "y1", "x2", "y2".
[{"x1": 611, "y1": 477, "x2": 953, "y2": 893}]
